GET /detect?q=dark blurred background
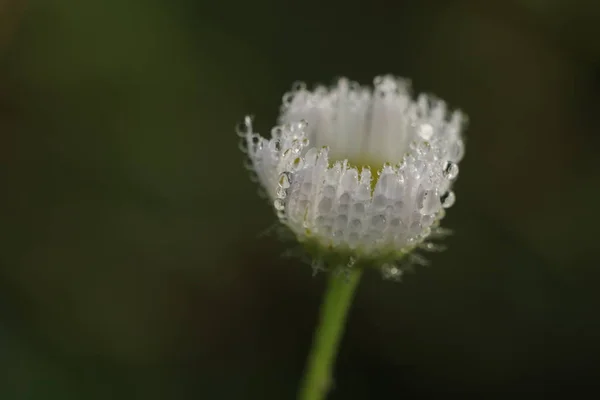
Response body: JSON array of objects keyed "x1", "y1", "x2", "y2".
[{"x1": 1, "y1": 0, "x2": 600, "y2": 398}]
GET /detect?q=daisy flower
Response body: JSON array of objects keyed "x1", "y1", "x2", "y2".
[{"x1": 238, "y1": 75, "x2": 466, "y2": 279}]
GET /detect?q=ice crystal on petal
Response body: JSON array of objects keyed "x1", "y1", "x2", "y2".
[{"x1": 238, "y1": 75, "x2": 466, "y2": 277}]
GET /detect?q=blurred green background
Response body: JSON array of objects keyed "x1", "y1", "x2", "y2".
[{"x1": 1, "y1": 0, "x2": 600, "y2": 398}]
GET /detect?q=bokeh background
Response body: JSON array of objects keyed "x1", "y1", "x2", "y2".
[{"x1": 1, "y1": 0, "x2": 600, "y2": 398}]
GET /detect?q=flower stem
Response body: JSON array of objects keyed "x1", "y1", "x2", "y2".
[{"x1": 298, "y1": 267, "x2": 363, "y2": 400}]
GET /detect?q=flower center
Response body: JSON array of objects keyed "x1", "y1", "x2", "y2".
[{"x1": 279, "y1": 77, "x2": 422, "y2": 174}]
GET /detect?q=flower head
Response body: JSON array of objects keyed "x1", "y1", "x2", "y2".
[{"x1": 238, "y1": 75, "x2": 466, "y2": 279}]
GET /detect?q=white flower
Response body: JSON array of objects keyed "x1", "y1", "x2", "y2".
[{"x1": 238, "y1": 75, "x2": 466, "y2": 279}]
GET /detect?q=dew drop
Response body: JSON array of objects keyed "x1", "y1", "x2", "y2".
[
  {"x1": 335, "y1": 214, "x2": 348, "y2": 227},
  {"x1": 320, "y1": 225, "x2": 332, "y2": 236},
  {"x1": 339, "y1": 192, "x2": 351, "y2": 204},
  {"x1": 350, "y1": 218, "x2": 362, "y2": 230},
  {"x1": 292, "y1": 81, "x2": 307, "y2": 92},
  {"x1": 282, "y1": 93, "x2": 294, "y2": 107},
  {"x1": 348, "y1": 232, "x2": 360, "y2": 247},
  {"x1": 235, "y1": 116, "x2": 253, "y2": 137},
  {"x1": 323, "y1": 185, "x2": 336, "y2": 198},
  {"x1": 390, "y1": 218, "x2": 402, "y2": 227},
  {"x1": 235, "y1": 122, "x2": 249, "y2": 137},
  {"x1": 416, "y1": 141, "x2": 431, "y2": 157},
  {"x1": 305, "y1": 148, "x2": 318, "y2": 164},
  {"x1": 282, "y1": 148, "x2": 293, "y2": 159},
  {"x1": 378, "y1": 173, "x2": 395, "y2": 191},
  {"x1": 441, "y1": 191, "x2": 456, "y2": 208},
  {"x1": 341, "y1": 169, "x2": 359, "y2": 191},
  {"x1": 449, "y1": 139, "x2": 465, "y2": 162},
  {"x1": 270, "y1": 126, "x2": 283, "y2": 138},
  {"x1": 417, "y1": 123, "x2": 434, "y2": 140},
  {"x1": 276, "y1": 186, "x2": 287, "y2": 199},
  {"x1": 419, "y1": 189, "x2": 441, "y2": 215},
  {"x1": 274, "y1": 198, "x2": 285, "y2": 211},
  {"x1": 238, "y1": 138, "x2": 248, "y2": 153},
  {"x1": 421, "y1": 214, "x2": 434, "y2": 227},
  {"x1": 278, "y1": 172, "x2": 292, "y2": 189},
  {"x1": 393, "y1": 200, "x2": 404, "y2": 211},
  {"x1": 294, "y1": 119, "x2": 308, "y2": 131},
  {"x1": 333, "y1": 230, "x2": 344, "y2": 243},
  {"x1": 443, "y1": 161, "x2": 459, "y2": 180},
  {"x1": 318, "y1": 197, "x2": 333, "y2": 213},
  {"x1": 411, "y1": 160, "x2": 426, "y2": 179},
  {"x1": 353, "y1": 202, "x2": 365, "y2": 214},
  {"x1": 311, "y1": 259, "x2": 325, "y2": 276},
  {"x1": 291, "y1": 157, "x2": 304, "y2": 171},
  {"x1": 269, "y1": 140, "x2": 281, "y2": 152},
  {"x1": 372, "y1": 194, "x2": 388, "y2": 210},
  {"x1": 356, "y1": 186, "x2": 371, "y2": 201},
  {"x1": 371, "y1": 214, "x2": 386, "y2": 230},
  {"x1": 382, "y1": 264, "x2": 402, "y2": 280}
]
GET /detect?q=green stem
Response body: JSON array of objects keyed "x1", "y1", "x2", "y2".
[{"x1": 298, "y1": 267, "x2": 363, "y2": 400}]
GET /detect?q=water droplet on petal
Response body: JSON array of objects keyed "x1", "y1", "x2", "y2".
[
  {"x1": 235, "y1": 122, "x2": 249, "y2": 137},
  {"x1": 270, "y1": 126, "x2": 282, "y2": 138},
  {"x1": 278, "y1": 172, "x2": 292, "y2": 189},
  {"x1": 282, "y1": 148, "x2": 293, "y2": 159},
  {"x1": 238, "y1": 138, "x2": 248, "y2": 152},
  {"x1": 304, "y1": 148, "x2": 318, "y2": 164},
  {"x1": 339, "y1": 192, "x2": 351, "y2": 204},
  {"x1": 323, "y1": 185, "x2": 336, "y2": 197},
  {"x1": 420, "y1": 226, "x2": 432, "y2": 239},
  {"x1": 348, "y1": 232, "x2": 360, "y2": 247},
  {"x1": 371, "y1": 214, "x2": 386, "y2": 230},
  {"x1": 449, "y1": 139, "x2": 465, "y2": 162},
  {"x1": 291, "y1": 157, "x2": 304, "y2": 171},
  {"x1": 372, "y1": 194, "x2": 388, "y2": 210},
  {"x1": 274, "y1": 198, "x2": 285, "y2": 211},
  {"x1": 417, "y1": 123, "x2": 434, "y2": 140},
  {"x1": 382, "y1": 264, "x2": 402, "y2": 280},
  {"x1": 269, "y1": 140, "x2": 281, "y2": 152},
  {"x1": 276, "y1": 186, "x2": 287, "y2": 199},
  {"x1": 393, "y1": 200, "x2": 404, "y2": 211},
  {"x1": 353, "y1": 203, "x2": 365, "y2": 214},
  {"x1": 412, "y1": 160, "x2": 426, "y2": 179},
  {"x1": 441, "y1": 191, "x2": 456, "y2": 208},
  {"x1": 318, "y1": 197, "x2": 333, "y2": 213},
  {"x1": 443, "y1": 161, "x2": 459, "y2": 180},
  {"x1": 292, "y1": 81, "x2": 307, "y2": 92},
  {"x1": 419, "y1": 189, "x2": 441, "y2": 215},
  {"x1": 332, "y1": 230, "x2": 344, "y2": 244},
  {"x1": 320, "y1": 225, "x2": 332, "y2": 236},
  {"x1": 416, "y1": 141, "x2": 431, "y2": 156},
  {"x1": 335, "y1": 214, "x2": 348, "y2": 228},
  {"x1": 350, "y1": 219, "x2": 362, "y2": 230}
]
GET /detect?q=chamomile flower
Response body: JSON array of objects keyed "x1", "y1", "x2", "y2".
[{"x1": 238, "y1": 75, "x2": 466, "y2": 279}]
